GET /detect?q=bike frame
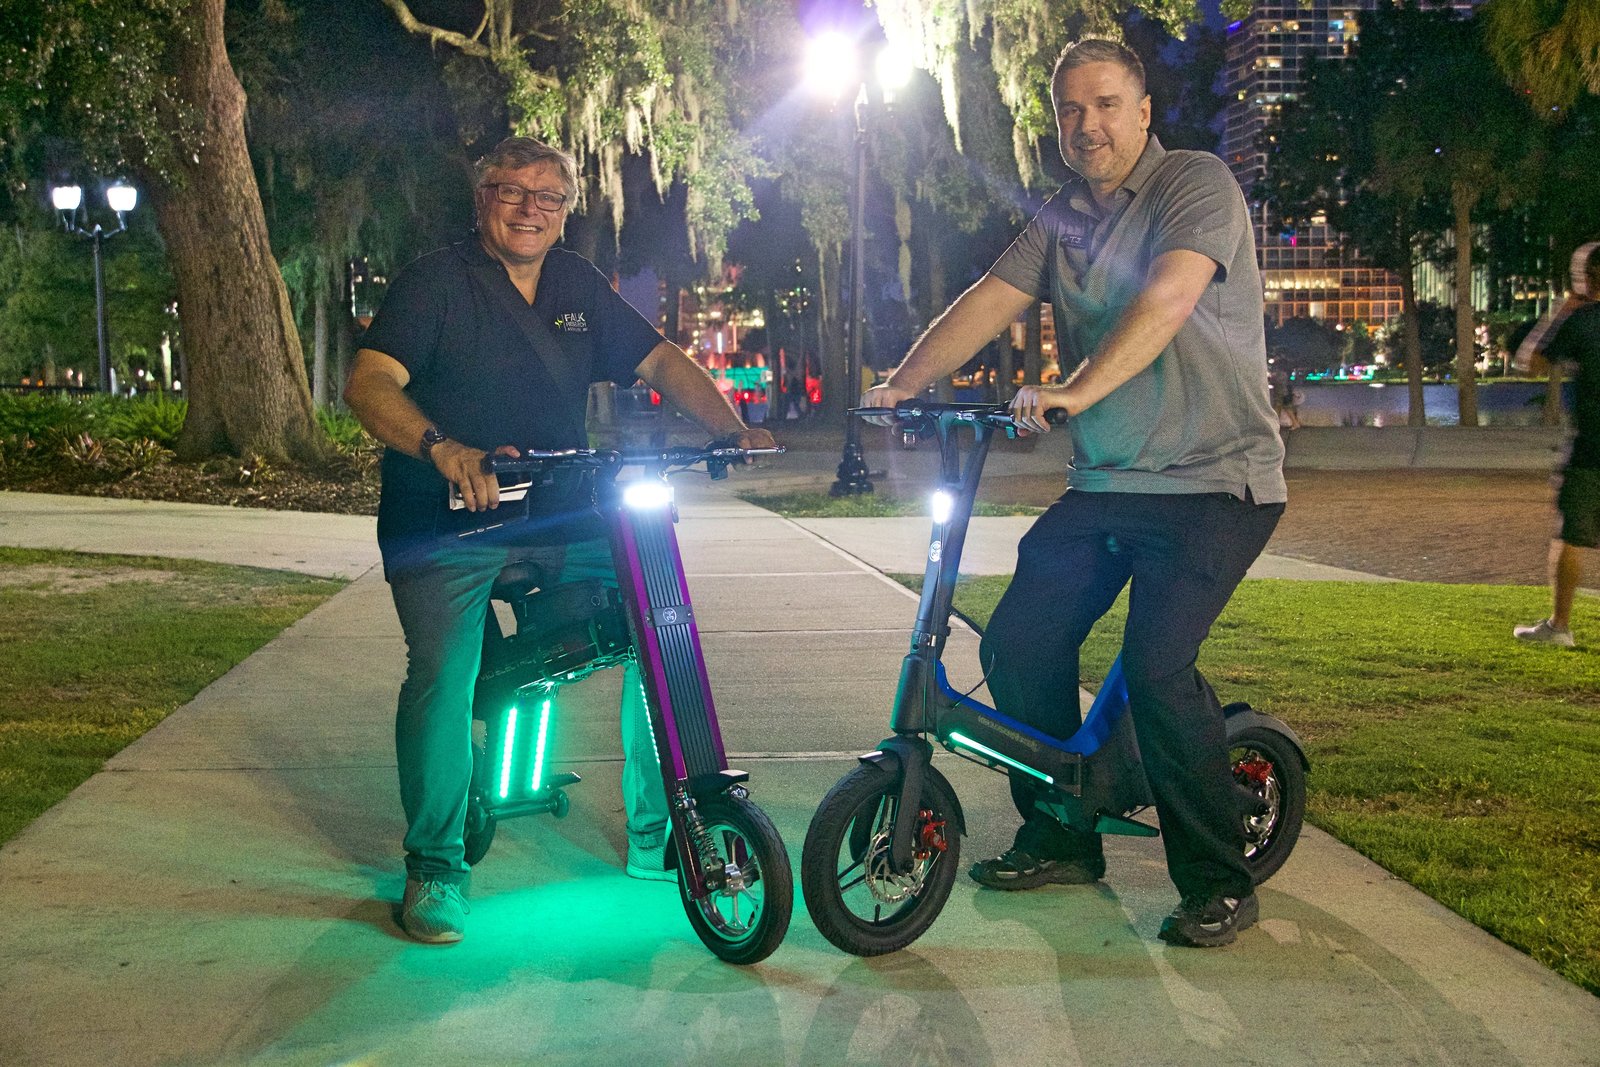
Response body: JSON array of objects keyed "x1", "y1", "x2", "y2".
[
  {"x1": 868, "y1": 406, "x2": 1211, "y2": 872},
  {"x1": 477, "y1": 447, "x2": 767, "y2": 900}
]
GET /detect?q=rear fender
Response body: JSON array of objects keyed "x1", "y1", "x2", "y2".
[{"x1": 1222, "y1": 703, "x2": 1310, "y2": 769}]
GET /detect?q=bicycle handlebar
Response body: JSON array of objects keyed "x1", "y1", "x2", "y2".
[
  {"x1": 850, "y1": 401, "x2": 1068, "y2": 429},
  {"x1": 481, "y1": 444, "x2": 784, "y2": 477}
]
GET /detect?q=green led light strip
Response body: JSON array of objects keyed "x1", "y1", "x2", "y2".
[
  {"x1": 499, "y1": 707, "x2": 519, "y2": 800},
  {"x1": 531, "y1": 699, "x2": 551, "y2": 792},
  {"x1": 946, "y1": 730, "x2": 1054, "y2": 785}
]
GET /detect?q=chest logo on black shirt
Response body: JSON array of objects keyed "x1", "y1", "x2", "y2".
[{"x1": 554, "y1": 311, "x2": 589, "y2": 333}]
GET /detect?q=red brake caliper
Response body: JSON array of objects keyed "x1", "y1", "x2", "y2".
[
  {"x1": 1235, "y1": 756, "x2": 1273, "y2": 786},
  {"x1": 915, "y1": 809, "x2": 948, "y2": 861}
]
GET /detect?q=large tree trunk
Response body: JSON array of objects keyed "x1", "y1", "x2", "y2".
[
  {"x1": 1451, "y1": 183, "x2": 1479, "y2": 428},
  {"x1": 924, "y1": 223, "x2": 954, "y2": 403},
  {"x1": 818, "y1": 243, "x2": 848, "y2": 422},
  {"x1": 1399, "y1": 258, "x2": 1426, "y2": 427},
  {"x1": 140, "y1": 0, "x2": 324, "y2": 461},
  {"x1": 1023, "y1": 302, "x2": 1043, "y2": 386},
  {"x1": 311, "y1": 255, "x2": 329, "y2": 407}
]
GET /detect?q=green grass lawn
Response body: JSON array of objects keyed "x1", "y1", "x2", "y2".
[
  {"x1": 0, "y1": 547, "x2": 344, "y2": 846},
  {"x1": 928, "y1": 574, "x2": 1600, "y2": 994},
  {"x1": 738, "y1": 490, "x2": 1044, "y2": 518}
]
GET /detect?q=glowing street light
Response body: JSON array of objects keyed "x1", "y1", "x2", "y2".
[
  {"x1": 805, "y1": 34, "x2": 916, "y2": 497},
  {"x1": 49, "y1": 179, "x2": 139, "y2": 392}
]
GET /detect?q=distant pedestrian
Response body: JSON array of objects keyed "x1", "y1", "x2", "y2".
[
  {"x1": 1513, "y1": 241, "x2": 1600, "y2": 649},
  {"x1": 1270, "y1": 363, "x2": 1300, "y2": 430}
]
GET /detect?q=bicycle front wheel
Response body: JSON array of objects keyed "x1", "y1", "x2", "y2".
[
  {"x1": 801, "y1": 761, "x2": 961, "y2": 957},
  {"x1": 679, "y1": 794, "x2": 793, "y2": 965}
]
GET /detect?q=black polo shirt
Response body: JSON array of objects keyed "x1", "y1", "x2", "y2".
[{"x1": 361, "y1": 239, "x2": 662, "y2": 563}]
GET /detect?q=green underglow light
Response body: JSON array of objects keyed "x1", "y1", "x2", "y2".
[
  {"x1": 499, "y1": 707, "x2": 519, "y2": 800},
  {"x1": 947, "y1": 730, "x2": 1054, "y2": 785},
  {"x1": 531, "y1": 699, "x2": 552, "y2": 792}
]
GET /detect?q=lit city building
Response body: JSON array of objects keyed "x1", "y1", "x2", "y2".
[{"x1": 1222, "y1": 0, "x2": 1480, "y2": 329}]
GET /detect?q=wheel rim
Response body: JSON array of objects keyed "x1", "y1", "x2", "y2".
[
  {"x1": 1233, "y1": 745, "x2": 1282, "y2": 859},
  {"x1": 690, "y1": 819, "x2": 766, "y2": 945},
  {"x1": 832, "y1": 791, "x2": 947, "y2": 927}
]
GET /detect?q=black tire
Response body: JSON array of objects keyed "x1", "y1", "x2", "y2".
[
  {"x1": 678, "y1": 794, "x2": 792, "y2": 966},
  {"x1": 464, "y1": 800, "x2": 496, "y2": 866},
  {"x1": 800, "y1": 761, "x2": 961, "y2": 957},
  {"x1": 465, "y1": 734, "x2": 495, "y2": 866},
  {"x1": 1230, "y1": 726, "x2": 1307, "y2": 884}
]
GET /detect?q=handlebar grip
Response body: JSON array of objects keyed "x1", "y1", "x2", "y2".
[{"x1": 1045, "y1": 408, "x2": 1068, "y2": 425}]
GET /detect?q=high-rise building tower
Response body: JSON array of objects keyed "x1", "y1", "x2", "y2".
[{"x1": 1222, "y1": 1, "x2": 1478, "y2": 329}]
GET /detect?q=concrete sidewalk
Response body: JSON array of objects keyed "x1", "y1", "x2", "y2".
[{"x1": 0, "y1": 486, "x2": 1595, "y2": 1066}]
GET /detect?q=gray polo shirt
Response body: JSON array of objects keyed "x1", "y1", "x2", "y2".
[{"x1": 992, "y1": 134, "x2": 1287, "y2": 503}]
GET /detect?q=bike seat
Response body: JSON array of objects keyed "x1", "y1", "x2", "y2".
[{"x1": 490, "y1": 562, "x2": 547, "y2": 603}]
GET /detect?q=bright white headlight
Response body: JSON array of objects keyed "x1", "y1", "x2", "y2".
[
  {"x1": 930, "y1": 490, "x2": 954, "y2": 525},
  {"x1": 623, "y1": 481, "x2": 674, "y2": 510}
]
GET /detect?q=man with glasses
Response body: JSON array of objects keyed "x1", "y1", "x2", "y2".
[
  {"x1": 864, "y1": 39, "x2": 1286, "y2": 948},
  {"x1": 346, "y1": 136, "x2": 773, "y2": 944}
]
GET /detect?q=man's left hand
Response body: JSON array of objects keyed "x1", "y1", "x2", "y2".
[
  {"x1": 730, "y1": 427, "x2": 778, "y2": 452},
  {"x1": 1009, "y1": 385, "x2": 1073, "y2": 434}
]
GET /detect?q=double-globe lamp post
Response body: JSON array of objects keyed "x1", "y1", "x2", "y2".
[
  {"x1": 49, "y1": 180, "x2": 138, "y2": 393},
  {"x1": 805, "y1": 33, "x2": 913, "y2": 497}
]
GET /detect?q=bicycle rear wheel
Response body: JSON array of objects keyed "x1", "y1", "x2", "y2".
[
  {"x1": 801, "y1": 761, "x2": 960, "y2": 957},
  {"x1": 679, "y1": 794, "x2": 792, "y2": 965},
  {"x1": 1231, "y1": 726, "x2": 1306, "y2": 884}
]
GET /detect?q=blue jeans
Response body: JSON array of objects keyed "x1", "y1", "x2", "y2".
[
  {"x1": 388, "y1": 536, "x2": 667, "y2": 884},
  {"x1": 979, "y1": 490, "x2": 1283, "y2": 900}
]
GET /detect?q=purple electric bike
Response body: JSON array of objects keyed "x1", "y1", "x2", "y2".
[{"x1": 459, "y1": 441, "x2": 791, "y2": 965}]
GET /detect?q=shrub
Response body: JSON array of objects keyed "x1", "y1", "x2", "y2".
[
  {"x1": 97, "y1": 396, "x2": 187, "y2": 447},
  {"x1": 108, "y1": 437, "x2": 175, "y2": 474}
]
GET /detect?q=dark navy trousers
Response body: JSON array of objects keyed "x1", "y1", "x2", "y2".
[{"x1": 978, "y1": 489, "x2": 1283, "y2": 900}]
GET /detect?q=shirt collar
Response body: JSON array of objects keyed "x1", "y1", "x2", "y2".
[{"x1": 1065, "y1": 133, "x2": 1167, "y2": 217}]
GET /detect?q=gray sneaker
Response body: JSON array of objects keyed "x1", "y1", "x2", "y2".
[
  {"x1": 625, "y1": 840, "x2": 677, "y2": 883},
  {"x1": 1513, "y1": 618, "x2": 1576, "y2": 648},
  {"x1": 400, "y1": 878, "x2": 469, "y2": 943}
]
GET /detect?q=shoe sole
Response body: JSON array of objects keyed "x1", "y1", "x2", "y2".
[
  {"x1": 968, "y1": 865, "x2": 1103, "y2": 891},
  {"x1": 400, "y1": 920, "x2": 463, "y2": 945},
  {"x1": 1158, "y1": 896, "x2": 1260, "y2": 948},
  {"x1": 625, "y1": 864, "x2": 679, "y2": 883}
]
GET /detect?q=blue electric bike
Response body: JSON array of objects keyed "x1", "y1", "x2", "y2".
[{"x1": 800, "y1": 402, "x2": 1308, "y2": 956}]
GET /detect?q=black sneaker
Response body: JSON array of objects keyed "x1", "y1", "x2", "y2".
[
  {"x1": 1157, "y1": 892, "x2": 1259, "y2": 947},
  {"x1": 969, "y1": 847, "x2": 1105, "y2": 890}
]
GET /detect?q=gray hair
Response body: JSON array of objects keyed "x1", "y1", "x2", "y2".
[
  {"x1": 1052, "y1": 38, "x2": 1147, "y2": 99},
  {"x1": 473, "y1": 136, "x2": 579, "y2": 200}
]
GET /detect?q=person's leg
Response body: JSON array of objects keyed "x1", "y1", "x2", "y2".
[
  {"x1": 542, "y1": 537, "x2": 671, "y2": 873},
  {"x1": 389, "y1": 546, "x2": 509, "y2": 903},
  {"x1": 1518, "y1": 468, "x2": 1598, "y2": 645},
  {"x1": 971, "y1": 493, "x2": 1130, "y2": 887},
  {"x1": 1551, "y1": 540, "x2": 1585, "y2": 630},
  {"x1": 1114, "y1": 493, "x2": 1282, "y2": 915}
]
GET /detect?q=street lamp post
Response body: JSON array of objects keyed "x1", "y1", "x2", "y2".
[
  {"x1": 50, "y1": 181, "x2": 138, "y2": 393},
  {"x1": 807, "y1": 34, "x2": 913, "y2": 497}
]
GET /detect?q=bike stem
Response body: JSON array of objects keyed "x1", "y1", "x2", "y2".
[{"x1": 882, "y1": 417, "x2": 996, "y2": 871}]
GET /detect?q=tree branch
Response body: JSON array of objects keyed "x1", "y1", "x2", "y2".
[{"x1": 378, "y1": 0, "x2": 493, "y2": 58}]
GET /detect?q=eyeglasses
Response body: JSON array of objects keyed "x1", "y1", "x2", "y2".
[{"x1": 483, "y1": 182, "x2": 569, "y2": 211}]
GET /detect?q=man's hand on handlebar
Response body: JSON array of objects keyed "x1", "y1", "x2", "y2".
[
  {"x1": 729, "y1": 426, "x2": 778, "y2": 453},
  {"x1": 1008, "y1": 385, "x2": 1072, "y2": 435},
  {"x1": 861, "y1": 383, "x2": 919, "y2": 426},
  {"x1": 433, "y1": 440, "x2": 521, "y2": 512}
]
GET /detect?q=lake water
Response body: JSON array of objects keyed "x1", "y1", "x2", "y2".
[{"x1": 1296, "y1": 381, "x2": 1571, "y2": 428}]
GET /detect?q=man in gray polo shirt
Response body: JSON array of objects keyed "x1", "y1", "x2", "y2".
[{"x1": 864, "y1": 38, "x2": 1286, "y2": 947}]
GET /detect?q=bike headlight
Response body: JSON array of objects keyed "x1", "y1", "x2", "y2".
[
  {"x1": 930, "y1": 490, "x2": 954, "y2": 525},
  {"x1": 623, "y1": 481, "x2": 674, "y2": 510}
]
